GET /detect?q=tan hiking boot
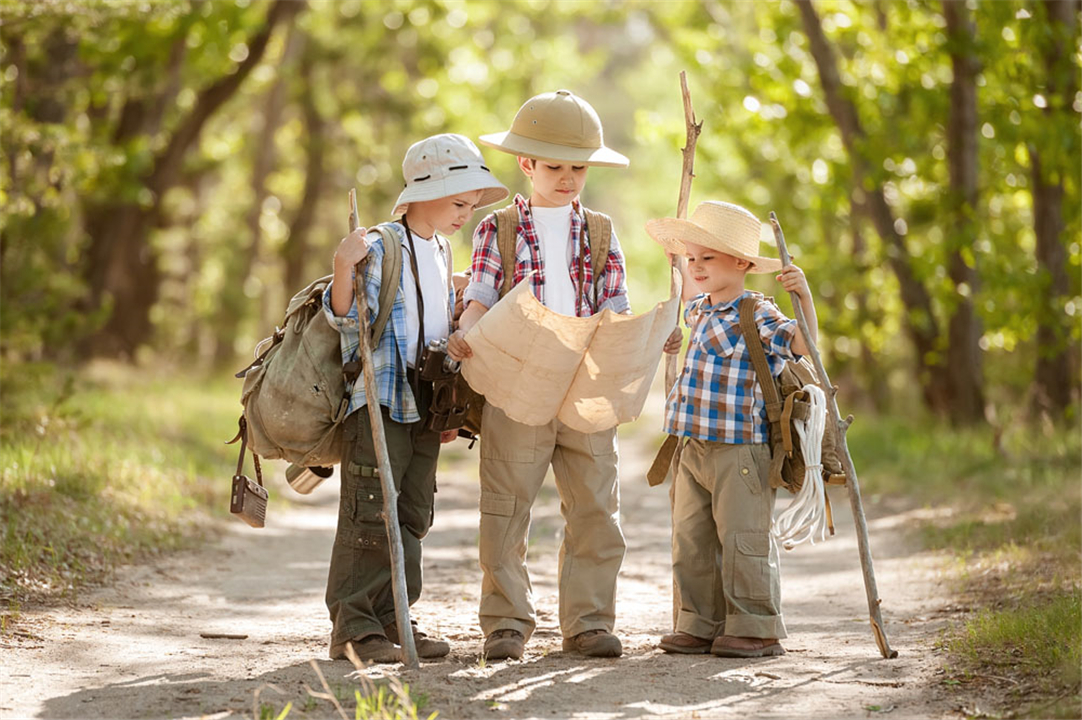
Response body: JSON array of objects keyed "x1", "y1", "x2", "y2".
[
  {"x1": 711, "y1": 635, "x2": 785, "y2": 658},
  {"x1": 329, "y1": 633, "x2": 401, "y2": 663},
  {"x1": 562, "y1": 629, "x2": 623, "y2": 658},
  {"x1": 659, "y1": 631, "x2": 712, "y2": 654},
  {"x1": 383, "y1": 621, "x2": 450, "y2": 659},
  {"x1": 483, "y1": 629, "x2": 525, "y2": 660}
]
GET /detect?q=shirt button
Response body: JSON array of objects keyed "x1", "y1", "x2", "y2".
[{"x1": 741, "y1": 467, "x2": 750, "y2": 475}]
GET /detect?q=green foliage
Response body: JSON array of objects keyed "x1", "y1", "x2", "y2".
[
  {"x1": 947, "y1": 593, "x2": 1081, "y2": 718},
  {"x1": 0, "y1": 360, "x2": 238, "y2": 606},
  {"x1": 1, "y1": 0, "x2": 1078, "y2": 399}
]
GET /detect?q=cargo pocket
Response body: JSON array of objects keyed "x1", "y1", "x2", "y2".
[
  {"x1": 478, "y1": 491, "x2": 516, "y2": 567},
  {"x1": 732, "y1": 531, "x2": 772, "y2": 600},
  {"x1": 347, "y1": 464, "x2": 384, "y2": 524}
]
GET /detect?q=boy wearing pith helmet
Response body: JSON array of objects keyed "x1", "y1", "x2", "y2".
[
  {"x1": 448, "y1": 90, "x2": 679, "y2": 660},
  {"x1": 323, "y1": 133, "x2": 507, "y2": 663},
  {"x1": 646, "y1": 201, "x2": 818, "y2": 658}
]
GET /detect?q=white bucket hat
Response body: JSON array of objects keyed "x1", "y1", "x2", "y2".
[
  {"x1": 392, "y1": 133, "x2": 509, "y2": 216},
  {"x1": 479, "y1": 90, "x2": 629, "y2": 168},
  {"x1": 646, "y1": 201, "x2": 782, "y2": 274}
]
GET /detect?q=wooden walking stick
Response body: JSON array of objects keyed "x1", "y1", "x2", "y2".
[
  {"x1": 769, "y1": 211, "x2": 898, "y2": 660},
  {"x1": 648, "y1": 70, "x2": 703, "y2": 491},
  {"x1": 348, "y1": 189, "x2": 419, "y2": 669},
  {"x1": 663, "y1": 70, "x2": 702, "y2": 395}
]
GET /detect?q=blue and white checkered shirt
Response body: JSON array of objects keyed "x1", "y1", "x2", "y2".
[
  {"x1": 322, "y1": 222, "x2": 455, "y2": 424},
  {"x1": 664, "y1": 291, "x2": 799, "y2": 443}
]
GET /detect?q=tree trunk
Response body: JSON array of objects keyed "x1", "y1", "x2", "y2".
[
  {"x1": 282, "y1": 43, "x2": 325, "y2": 295},
  {"x1": 794, "y1": 0, "x2": 948, "y2": 413},
  {"x1": 941, "y1": 0, "x2": 986, "y2": 425},
  {"x1": 82, "y1": 0, "x2": 302, "y2": 358},
  {"x1": 1030, "y1": 0, "x2": 1079, "y2": 419},
  {"x1": 211, "y1": 27, "x2": 297, "y2": 368}
]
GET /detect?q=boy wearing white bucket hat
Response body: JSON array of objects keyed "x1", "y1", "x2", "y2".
[
  {"x1": 322, "y1": 133, "x2": 507, "y2": 663},
  {"x1": 646, "y1": 200, "x2": 818, "y2": 659},
  {"x1": 447, "y1": 90, "x2": 674, "y2": 661}
]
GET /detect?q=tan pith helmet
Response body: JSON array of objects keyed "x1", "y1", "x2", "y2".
[
  {"x1": 479, "y1": 90, "x2": 629, "y2": 168},
  {"x1": 646, "y1": 201, "x2": 782, "y2": 274}
]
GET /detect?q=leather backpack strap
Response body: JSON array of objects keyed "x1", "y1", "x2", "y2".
[
  {"x1": 581, "y1": 208, "x2": 612, "y2": 303},
  {"x1": 494, "y1": 206, "x2": 520, "y2": 299},
  {"x1": 365, "y1": 224, "x2": 403, "y2": 345},
  {"x1": 738, "y1": 296, "x2": 783, "y2": 423}
]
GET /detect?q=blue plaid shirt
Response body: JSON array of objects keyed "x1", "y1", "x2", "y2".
[
  {"x1": 323, "y1": 222, "x2": 455, "y2": 424},
  {"x1": 664, "y1": 291, "x2": 799, "y2": 443}
]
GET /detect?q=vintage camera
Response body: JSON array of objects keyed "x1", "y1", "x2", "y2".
[
  {"x1": 418, "y1": 338, "x2": 461, "y2": 378},
  {"x1": 418, "y1": 338, "x2": 471, "y2": 433},
  {"x1": 231, "y1": 474, "x2": 269, "y2": 528}
]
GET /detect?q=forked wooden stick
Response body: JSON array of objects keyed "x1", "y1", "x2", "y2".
[
  {"x1": 663, "y1": 71, "x2": 703, "y2": 394},
  {"x1": 769, "y1": 211, "x2": 898, "y2": 660},
  {"x1": 349, "y1": 189, "x2": 419, "y2": 669}
]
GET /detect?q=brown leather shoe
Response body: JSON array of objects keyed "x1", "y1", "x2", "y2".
[
  {"x1": 562, "y1": 629, "x2": 623, "y2": 658},
  {"x1": 329, "y1": 633, "x2": 401, "y2": 663},
  {"x1": 711, "y1": 635, "x2": 785, "y2": 658},
  {"x1": 383, "y1": 621, "x2": 450, "y2": 659},
  {"x1": 659, "y1": 631, "x2": 712, "y2": 654},
  {"x1": 483, "y1": 629, "x2": 525, "y2": 660}
]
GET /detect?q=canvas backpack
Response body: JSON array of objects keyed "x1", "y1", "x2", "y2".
[
  {"x1": 457, "y1": 205, "x2": 614, "y2": 440},
  {"x1": 233, "y1": 224, "x2": 403, "y2": 469},
  {"x1": 737, "y1": 296, "x2": 847, "y2": 506}
]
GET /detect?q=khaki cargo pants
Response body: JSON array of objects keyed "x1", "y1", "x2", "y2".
[
  {"x1": 478, "y1": 404, "x2": 626, "y2": 641},
  {"x1": 672, "y1": 439, "x2": 787, "y2": 640},
  {"x1": 325, "y1": 384, "x2": 440, "y2": 647}
]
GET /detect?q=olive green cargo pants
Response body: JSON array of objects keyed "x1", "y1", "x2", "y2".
[{"x1": 325, "y1": 385, "x2": 440, "y2": 647}]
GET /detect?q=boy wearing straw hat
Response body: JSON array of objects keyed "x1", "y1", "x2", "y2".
[
  {"x1": 323, "y1": 133, "x2": 507, "y2": 663},
  {"x1": 646, "y1": 200, "x2": 818, "y2": 658},
  {"x1": 447, "y1": 90, "x2": 679, "y2": 660}
]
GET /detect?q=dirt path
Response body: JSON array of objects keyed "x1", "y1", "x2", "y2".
[{"x1": 3, "y1": 403, "x2": 968, "y2": 720}]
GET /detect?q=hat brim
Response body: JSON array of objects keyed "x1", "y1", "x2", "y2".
[
  {"x1": 645, "y1": 217, "x2": 783, "y2": 274},
  {"x1": 392, "y1": 170, "x2": 509, "y2": 216},
  {"x1": 478, "y1": 131, "x2": 629, "y2": 168}
]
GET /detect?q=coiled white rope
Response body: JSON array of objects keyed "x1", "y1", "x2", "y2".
[{"x1": 772, "y1": 383, "x2": 829, "y2": 550}]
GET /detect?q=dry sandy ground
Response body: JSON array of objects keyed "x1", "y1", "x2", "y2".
[{"x1": 1, "y1": 407, "x2": 986, "y2": 720}]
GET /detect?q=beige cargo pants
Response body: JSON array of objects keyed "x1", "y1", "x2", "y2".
[
  {"x1": 477, "y1": 404, "x2": 626, "y2": 641},
  {"x1": 672, "y1": 439, "x2": 787, "y2": 640}
]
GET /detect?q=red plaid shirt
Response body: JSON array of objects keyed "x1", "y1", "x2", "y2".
[{"x1": 463, "y1": 194, "x2": 631, "y2": 317}]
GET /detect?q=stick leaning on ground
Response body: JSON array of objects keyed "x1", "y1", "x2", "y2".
[
  {"x1": 769, "y1": 211, "x2": 898, "y2": 660},
  {"x1": 348, "y1": 189, "x2": 419, "y2": 669}
]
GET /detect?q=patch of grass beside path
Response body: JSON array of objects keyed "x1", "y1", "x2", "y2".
[
  {"x1": 849, "y1": 414, "x2": 1081, "y2": 719},
  {"x1": 1, "y1": 360, "x2": 240, "y2": 622}
]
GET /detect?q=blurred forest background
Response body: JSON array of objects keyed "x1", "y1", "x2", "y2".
[
  {"x1": 2, "y1": 0, "x2": 1079, "y2": 421},
  {"x1": 1, "y1": 0, "x2": 1080, "y2": 713}
]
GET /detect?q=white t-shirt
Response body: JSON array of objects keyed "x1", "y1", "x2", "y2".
[
  {"x1": 400, "y1": 231, "x2": 450, "y2": 367},
  {"x1": 531, "y1": 204, "x2": 576, "y2": 316}
]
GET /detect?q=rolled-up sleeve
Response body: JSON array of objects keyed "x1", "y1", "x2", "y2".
[
  {"x1": 323, "y1": 237, "x2": 385, "y2": 333},
  {"x1": 463, "y1": 214, "x2": 502, "y2": 310},
  {"x1": 754, "y1": 300, "x2": 799, "y2": 364}
]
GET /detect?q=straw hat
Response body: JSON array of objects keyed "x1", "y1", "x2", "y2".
[
  {"x1": 479, "y1": 90, "x2": 629, "y2": 168},
  {"x1": 646, "y1": 201, "x2": 782, "y2": 274},
  {"x1": 392, "y1": 134, "x2": 509, "y2": 216}
]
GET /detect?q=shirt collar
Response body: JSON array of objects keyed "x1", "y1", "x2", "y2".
[
  {"x1": 514, "y1": 192, "x2": 582, "y2": 220},
  {"x1": 698, "y1": 289, "x2": 759, "y2": 314}
]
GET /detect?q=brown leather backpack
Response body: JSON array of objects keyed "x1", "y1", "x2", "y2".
[{"x1": 737, "y1": 296, "x2": 847, "y2": 496}]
